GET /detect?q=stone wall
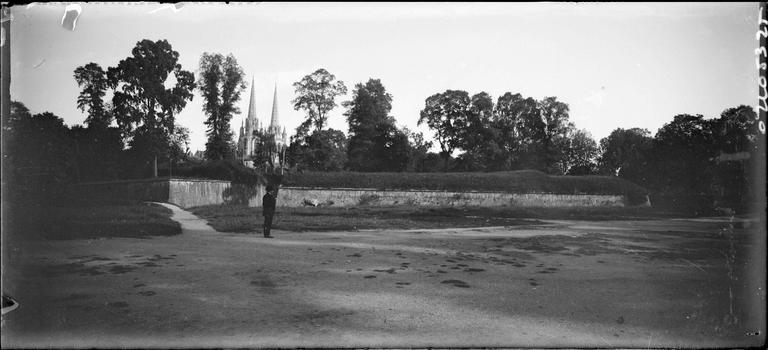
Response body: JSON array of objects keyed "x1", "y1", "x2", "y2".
[
  {"x1": 72, "y1": 178, "x2": 265, "y2": 209},
  {"x1": 168, "y1": 179, "x2": 265, "y2": 208},
  {"x1": 276, "y1": 187, "x2": 627, "y2": 208},
  {"x1": 73, "y1": 179, "x2": 633, "y2": 209}
]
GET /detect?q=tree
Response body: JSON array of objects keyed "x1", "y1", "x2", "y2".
[
  {"x1": 74, "y1": 62, "x2": 111, "y2": 129},
  {"x1": 455, "y1": 92, "x2": 504, "y2": 171},
  {"x1": 565, "y1": 129, "x2": 599, "y2": 175},
  {"x1": 649, "y1": 114, "x2": 716, "y2": 212},
  {"x1": 197, "y1": 52, "x2": 247, "y2": 161},
  {"x1": 711, "y1": 105, "x2": 758, "y2": 154},
  {"x1": 597, "y1": 128, "x2": 653, "y2": 179},
  {"x1": 418, "y1": 90, "x2": 470, "y2": 171},
  {"x1": 493, "y1": 93, "x2": 543, "y2": 170},
  {"x1": 537, "y1": 96, "x2": 574, "y2": 174},
  {"x1": 251, "y1": 129, "x2": 280, "y2": 170},
  {"x1": 288, "y1": 129, "x2": 348, "y2": 171},
  {"x1": 344, "y1": 79, "x2": 405, "y2": 171},
  {"x1": 5, "y1": 109, "x2": 77, "y2": 202},
  {"x1": 169, "y1": 124, "x2": 191, "y2": 162},
  {"x1": 107, "y1": 39, "x2": 195, "y2": 177},
  {"x1": 71, "y1": 125, "x2": 125, "y2": 181},
  {"x1": 292, "y1": 68, "x2": 347, "y2": 136},
  {"x1": 370, "y1": 124, "x2": 411, "y2": 172},
  {"x1": 708, "y1": 106, "x2": 759, "y2": 211},
  {"x1": 402, "y1": 126, "x2": 432, "y2": 172}
]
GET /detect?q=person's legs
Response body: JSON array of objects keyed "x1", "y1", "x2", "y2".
[{"x1": 263, "y1": 213, "x2": 274, "y2": 237}]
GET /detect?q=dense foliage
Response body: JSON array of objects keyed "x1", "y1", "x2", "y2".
[
  {"x1": 291, "y1": 68, "x2": 348, "y2": 137},
  {"x1": 597, "y1": 106, "x2": 762, "y2": 213},
  {"x1": 2, "y1": 47, "x2": 762, "y2": 218},
  {"x1": 107, "y1": 39, "x2": 195, "y2": 167},
  {"x1": 197, "y1": 52, "x2": 247, "y2": 160},
  {"x1": 164, "y1": 159, "x2": 265, "y2": 185}
]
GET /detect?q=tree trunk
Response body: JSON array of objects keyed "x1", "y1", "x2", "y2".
[{"x1": 152, "y1": 156, "x2": 158, "y2": 178}]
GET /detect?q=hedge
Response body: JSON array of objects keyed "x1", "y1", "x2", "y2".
[{"x1": 282, "y1": 170, "x2": 649, "y2": 205}]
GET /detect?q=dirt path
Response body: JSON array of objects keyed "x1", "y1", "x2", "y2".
[{"x1": 2, "y1": 205, "x2": 764, "y2": 348}]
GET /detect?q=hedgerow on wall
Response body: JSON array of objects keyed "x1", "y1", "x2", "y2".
[
  {"x1": 167, "y1": 160, "x2": 266, "y2": 185},
  {"x1": 282, "y1": 170, "x2": 649, "y2": 205}
]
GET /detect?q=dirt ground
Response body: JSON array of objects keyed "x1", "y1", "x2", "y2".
[{"x1": 2, "y1": 204, "x2": 765, "y2": 348}]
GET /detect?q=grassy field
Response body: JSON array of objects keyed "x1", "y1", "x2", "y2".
[
  {"x1": 3, "y1": 200, "x2": 181, "y2": 241},
  {"x1": 190, "y1": 204, "x2": 690, "y2": 233},
  {"x1": 281, "y1": 170, "x2": 648, "y2": 204}
]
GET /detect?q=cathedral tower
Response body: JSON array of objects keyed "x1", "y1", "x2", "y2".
[{"x1": 244, "y1": 76, "x2": 259, "y2": 156}]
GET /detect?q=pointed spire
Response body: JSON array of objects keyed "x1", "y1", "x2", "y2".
[
  {"x1": 269, "y1": 82, "x2": 279, "y2": 130},
  {"x1": 245, "y1": 76, "x2": 257, "y2": 156},
  {"x1": 247, "y1": 75, "x2": 257, "y2": 126}
]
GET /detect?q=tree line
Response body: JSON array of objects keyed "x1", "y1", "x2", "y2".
[
  {"x1": 1, "y1": 38, "x2": 761, "y2": 214},
  {"x1": 282, "y1": 69, "x2": 761, "y2": 213}
]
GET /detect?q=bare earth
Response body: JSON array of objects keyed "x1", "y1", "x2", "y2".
[{"x1": 2, "y1": 203, "x2": 765, "y2": 348}]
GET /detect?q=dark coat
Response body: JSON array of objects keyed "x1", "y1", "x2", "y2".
[{"x1": 263, "y1": 192, "x2": 276, "y2": 216}]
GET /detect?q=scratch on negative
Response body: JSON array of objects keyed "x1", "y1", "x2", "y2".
[{"x1": 680, "y1": 258, "x2": 705, "y2": 272}]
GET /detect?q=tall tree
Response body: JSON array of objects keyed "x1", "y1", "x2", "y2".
[
  {"x1": 709, "y1": 105, "x2": 760, "y2": 210},
  {"x1": 73, "y1": 62, "x2": 111, "y2": 128},
  {"x1": 564, "y1": 129, "x2": 599, "y2": 175},
  {"x1": 107, "y1": 39, "x2": 195, "y2": 177},
  {"x1": 493, "y1": 93, "x2": 543, "y2": 169},
  {"x1": 197, "y1": 52, "x2": 247, "y2": 160},
  {"x1": 537, "y1": 96, "x2": 574, "y2": 174},
  {"x1": 292, "y1": 68, "x2": 347, "y2": 136},
  {"x1": 650, "y1": 114, "x2": 716, "y2": 199},
  {"x1": 597, "y1": 127, "x2": 653, "y2": 179},
  {"x1": 343, "y1": 79, "x2": 402, "y2": 171},
  {"x1": 455, "y1": 92, "x2": 502, "y2": 171},
  {"x1": 418, "y1": 90, "x2": 470, "y2": 171}
]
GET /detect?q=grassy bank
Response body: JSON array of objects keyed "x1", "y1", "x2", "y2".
[
  {"x1": 190, "y1": 204, "x2": 684, "y2": 234},
  {"x1": 281, "y1": 170, "x2": 649, "y2": 205},
  {"x1": 3, "y1": 200, "x2": 181, "y2": 241}
]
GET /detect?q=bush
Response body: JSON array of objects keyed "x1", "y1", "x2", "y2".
[
  {"x1": 282, "y1": 170, "x2": 649, "y2": 205},
  {"x1": 164, "y1": 160, "x2": 266, "y2": 185}
]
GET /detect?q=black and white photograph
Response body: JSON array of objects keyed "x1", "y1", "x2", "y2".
[{"x1": 1, "y1": 2, "x2": 766, "y2": 348}]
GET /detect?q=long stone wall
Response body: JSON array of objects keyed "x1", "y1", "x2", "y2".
[
  {"x1": 73, "y1": 179, "x2": 634, "y2": 209},
  {"x1": 276, "y1": 187, "x2": 626, "y2": 208}
]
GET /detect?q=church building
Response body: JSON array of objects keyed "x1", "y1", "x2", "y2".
[{"x1": 237, "y1": 77, "x2": 288, "y2": 169}]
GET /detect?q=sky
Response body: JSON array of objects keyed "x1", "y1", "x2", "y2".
[{"x1": 8, "y1": 2, "x2": 761, "y2": 154}]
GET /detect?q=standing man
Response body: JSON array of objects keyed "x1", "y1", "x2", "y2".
[{"x1": 262, "y1": 185, "x2": 277, "y2": 238}]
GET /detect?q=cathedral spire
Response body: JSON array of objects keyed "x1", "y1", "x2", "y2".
[
  {"x1": 245, "y1": 76, "x2": 258, "y2": 156},
  {"x1": 269, "y1": 82, "x2": 279, "y2": 130},
  {"x1": 247, "y1": 76, "x2": 258, "y2": 128}
]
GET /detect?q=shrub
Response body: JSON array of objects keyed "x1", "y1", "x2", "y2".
[{"x1": 166, "y1": 160, "x2": 266, "y2": 185}]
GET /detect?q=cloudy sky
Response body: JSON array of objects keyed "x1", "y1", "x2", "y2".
[{"x1": 9, "y1": 2, "x2": 760, "y2": 153}]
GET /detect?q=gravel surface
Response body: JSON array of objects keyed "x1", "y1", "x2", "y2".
[{"x1": 2, "y1": 204, "x2": 764, "y2": 348}]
